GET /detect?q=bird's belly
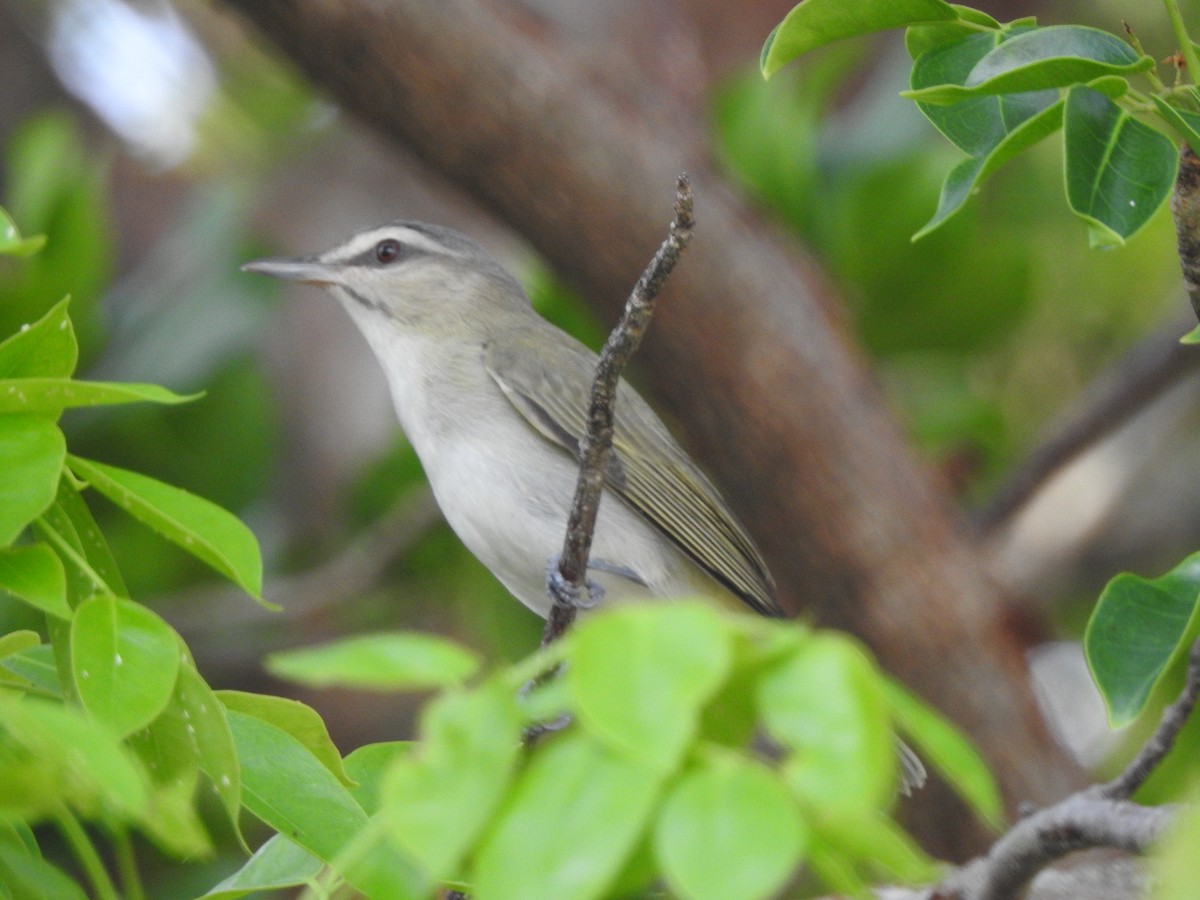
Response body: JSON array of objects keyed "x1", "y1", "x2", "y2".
[{"x1": 424, "y1": 435, "x2": 710, "y2": 617}]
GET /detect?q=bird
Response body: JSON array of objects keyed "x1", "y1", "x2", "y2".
[{"x1": 242, "y1": 221, "x2": 780, "y2": 620}]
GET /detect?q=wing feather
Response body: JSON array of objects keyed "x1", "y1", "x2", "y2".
[{"x1": 485, "y1": 325, "x2": 780, "y2": 616}]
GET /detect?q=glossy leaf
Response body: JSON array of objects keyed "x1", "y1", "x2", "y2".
[
  {"x1": 67, "y1": 455, "x2": 266, "y2": 603},
  {"x1": 761, "y1": 0, "x2": 957, "y2": 76},
  {"x1": 0, "y1": 207, "x2": 46, "y2": 257},
  {"x1": 0, "y1": 414, "x2": 65, "y2": 545},
  {"x1": 50, "y1": 472, "x2": 128, "y2": 598},
  {"x1": 202, "y1": 834, "x2": 323, "y2": 899},
  {"x1": 218, "y1": 690, "x2": 352, "y2": 786},
  {"x1": 473, "y1": 731, "x2": 666, "y2": 900},
  {"x1": 0, "y1": 378, "x2": 196, "y2": 415},
  {"x1": 224, "y1": 709, "x2": 419, "y2": 899},
  {"x1": 904, "y1": 26, "x2": 1153, "y2": 103},
  {"x1": 1064, "y1": 86, "x2": 1177, "y2": 247},
  {"x1": 0, "y1": 298, "x2": 76, "y2": 379},
  {"x1": 915, "y1": 99, "x2": 1063, "y2": 238},
  {"x1": 267, "y1": 631, "x2": 479, "y2": 692},
  {"x1": 911, "y1": 30, "x2": 1049, "y2": 155},
  {"x1": 0, "y1": 544, "x2": 69, "y2": 619},
  {"x1": 568, "y1": 602, "x2": 732, "y2": 772},
  {"x1": 1085, "y1": 553, "x2": 1200, "y2": 726},
  {"x1": 759, "y1": 634, "x2": 893, "y2": 812},
  {"x1": 904, "y1": 5, "x2": 1001, "y2": 59},
  {"x1": 71, "y1": 595, "x2": 180, "y2": 736},
  {"x1": 655, "y1": 753, "x2": 807, "y2": 900},
  {"x1": 1152, "y1": 95, "x2": 1200, "y2": 155},
  {"x1": 881, "y1": 678, "x2": 1003, "y2": 827},
  {"x1": 384, "y1": 683, "x2": 521, "y2": 884}
]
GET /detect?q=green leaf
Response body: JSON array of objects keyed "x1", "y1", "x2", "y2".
[
  {"x1": 654, "y1": 753, "x2": 807, "y2": 900},
  {"x1": 473, "y1": 731, "x2": 666, "y2": 900},
  {"x1": 71, "y1": 595, "x2": 181, "y2": 737},
  {"x1": 567, "y1": 602, "x2": 732, "y2": 772},
  {"x1": 758, "y1": 633, "x2": 893, "y2": 812},
  {"x1": 816, "y1": 811, "x2": 938, "y2": 883},
  {"x1": 0, "y1": 631, "x2": 41, "y2": 688},
  {"x1": 904, "y1": 5, "x2": 1001, "y2": 59},
  {"x1": 344, "y1": 741, "x2": 410, "y2": 815},
  {"x1": 762, "y1": 0, "x2": 958, "y2": 77},
  {"x1": 48, "y1": 472, "x2": 128, "y2": 599},
  {"x1": 1085, "y1": 553, "x2": 1200, "y2": 726},
  {"x1": 0, "y1": 694, "x2": 148, "y2": 820},
  {"x1": 218, "y1": 690, "x2": 352, "y2": 787},
  {"x1": 0, "y1": 544, "x2": 69, "y2": 619},
  {"x1": 67, "y1": 455, "x2": 266, "y2": 603},
  {"x1": 881, "y1": 678, "x2": 1003, "y2": 828},
  {"x1": 911, "y1": 30, "x2": 1053, "y2": 155},
  {"x1": 0, "y1": 207, "x2": 46, "y2": 258},
  {"x1": 0, "y1": 298, "x2": 76, "y2": 379},
  {"x1": 0, "y1": 833, "x2": 88, "y2": 900},
  {"x1": 0, "y1": 378, "x2": 197, "y2": 415},
  {"x1": 266, "y1": 632, "x2": 480, "y2": 692},
  {"x1": 1064, "y1": 85, "x2": 1177, "y2": 248},
  {"x1": 904, "y1": 25, "x2": 1153, "y2": 103},
  {"x1": 0, "y1": 644, "x2": 62, "y2": 696},
  {"x1": 202, "y1": 834, "x2": 323, "y2": 899},
  {"x1": 0, "y1": 414, "x2": 65, "y2": 544},
  {"x1": 224, "y1": 709, "x2": 419, "y2": 900},
  {"x1": 1152, "y1": 95, "x2": 1200, "y2": 155},
  {"x1": 914, "y1": 99, "x2": 1064, "y2": 238},
  {"x1": 177, "y1": 659, "x2": 243, "y2": 838},
  {"x1": 1181, "y1": 321, "x2": 1200, "y2": 345},
  {"x1": 383, "y1": 682, "x2": 521, "y2": 885}
]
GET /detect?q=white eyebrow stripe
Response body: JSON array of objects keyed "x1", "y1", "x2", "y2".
[{"x1": 323, "y1": 225, "x2": 468, "y2": 264}]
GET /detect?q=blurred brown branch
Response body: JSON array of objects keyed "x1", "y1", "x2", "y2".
[{"x1": 218, "y1": 0, "x2": 1080, "y2": 854}]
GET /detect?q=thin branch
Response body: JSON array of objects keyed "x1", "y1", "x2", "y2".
[
  {"x1": 541, "y1": 174, "x2": 696, "y2": 647},
  {"x1": 976, "y1": 314, "x2": 1200, "y2": 533},
  {"x1": 1099, "y1": 635, "x2": 1200, "y2": 801},
  {"x1": 966, "y1": 797, "x2": 1174, "y2": 900},
  {"x1": 941, "y1": 635, "x2": 1200, "y2": 900}
]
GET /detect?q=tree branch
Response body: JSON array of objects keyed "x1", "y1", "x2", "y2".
[
  {"x1": 940, "y1": 635, "x2": 1200, "y2": 900},
  {"x1": 544, "y1": 175, "x2": 695, "y2": 646},
  {"x1": 977, "y1": 314, "x2": 1200, "y2": 534}
]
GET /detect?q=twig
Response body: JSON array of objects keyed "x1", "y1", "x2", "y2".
[
  {"x1": 975, "y1": 314, "x2": 1200, "y2": 534},
  {"x1": 1099, "y1": 635, "x2": 1200, "y2": 801},
  {"x1": 540, "y1": 174, "x2": 696, "y2": 647},
  {"x1": 941, "y1": 635, "x2": 1200, "y2": 900}
]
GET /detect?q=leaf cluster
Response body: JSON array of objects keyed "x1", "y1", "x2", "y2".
[{"x1": 762, "y1": 0, "x2": 1199, "y2": 247}]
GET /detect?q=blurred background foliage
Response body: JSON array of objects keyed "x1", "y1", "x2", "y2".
[{"x1": 1, "y1": 0, "x2": 1198, "y2": 795}]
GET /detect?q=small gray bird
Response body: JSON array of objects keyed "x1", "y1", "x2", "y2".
[{"x1": 243, "y1": 221, "x2": 779, "y2": 619}]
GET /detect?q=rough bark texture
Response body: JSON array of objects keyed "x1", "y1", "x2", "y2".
[{"x1": 219, "y1": 0, "x2": 1081, "y2": 854}]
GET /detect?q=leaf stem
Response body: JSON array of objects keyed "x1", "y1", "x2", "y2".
[
  {"x1": 1164, "y1": 0, "x2": 1200, "y2": 86},
  {"x1": 113, "y1": 826, "x2": 146, "y2": 900},
  {"x1": 55, "y1": 807, "x2": 119, "y2": 900},
  {"x1": 33, "y1": 514, "x2": 113, "y2": 596}
]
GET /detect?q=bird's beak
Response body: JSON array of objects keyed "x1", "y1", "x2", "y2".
[{"x1": 240, "y1": 256, "x2": 340, "y2": 287}]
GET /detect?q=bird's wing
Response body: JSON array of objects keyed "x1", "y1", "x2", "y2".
[{"x1": 484, "y1": 325, "x2": 780, "y2": 616}]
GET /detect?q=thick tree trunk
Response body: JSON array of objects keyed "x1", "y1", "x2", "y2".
[{"x1": 221, "y1": 0, "x2": 1081, "y2": 855}]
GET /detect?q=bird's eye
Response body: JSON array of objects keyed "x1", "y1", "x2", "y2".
[{"x1": 375, "y1": 238, "x2": 403, "y2": 264}]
